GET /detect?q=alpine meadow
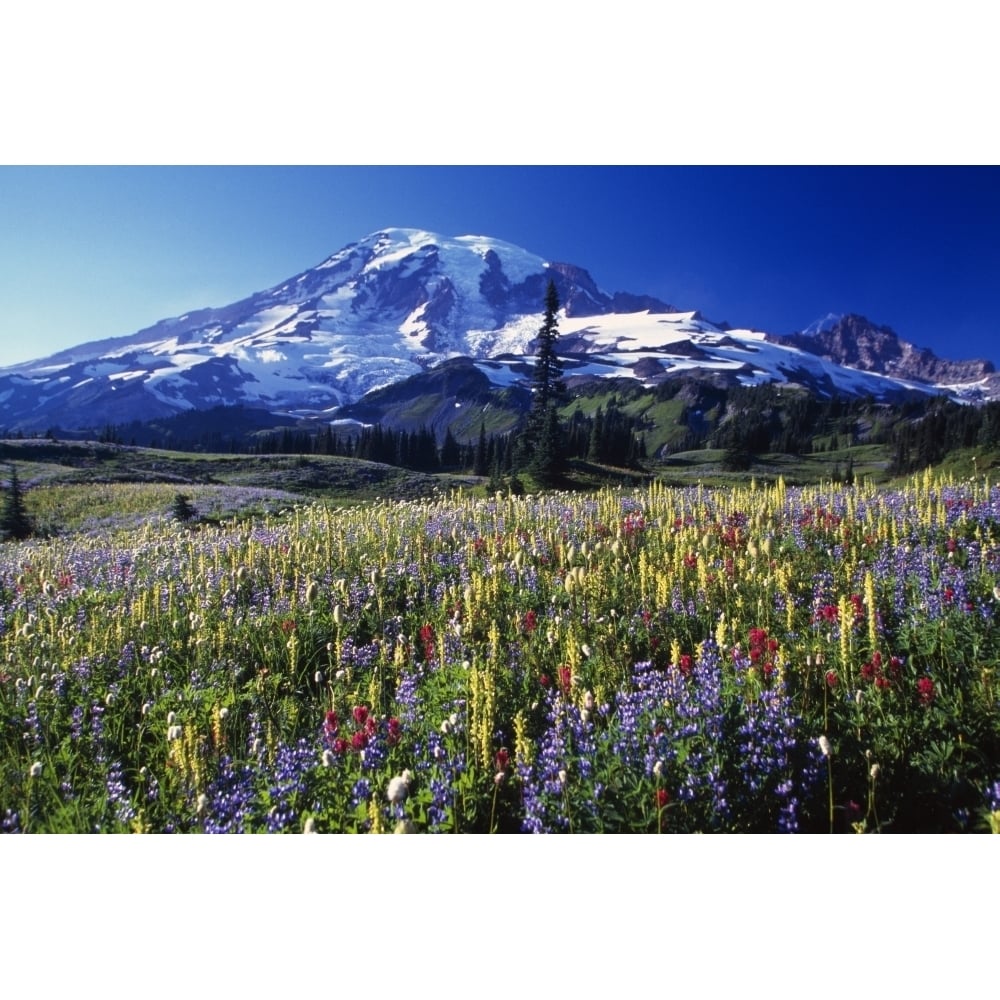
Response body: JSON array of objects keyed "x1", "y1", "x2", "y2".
[{"x1": 3, "y1": 224, "x2": 1000, "y2": 835}]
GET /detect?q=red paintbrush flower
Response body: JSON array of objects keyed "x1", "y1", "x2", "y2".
[{"x1": 917, "y1": 676, "x2": 936, "y2": 705}]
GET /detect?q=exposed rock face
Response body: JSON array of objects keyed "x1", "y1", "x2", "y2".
[
  {"x1": 544, "y1": 262, "x2": 677, "y2": 318},
  {"x1": 776, "y1": 314, "x2": 995, "y2": 384}
]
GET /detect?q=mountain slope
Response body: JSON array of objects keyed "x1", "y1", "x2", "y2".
[
  {"x1": 775, "y1": 314, "x2": 995, "y2": 383},
  {"x1": 1, "y1": 228, "x2": 997, "y2": 433}
]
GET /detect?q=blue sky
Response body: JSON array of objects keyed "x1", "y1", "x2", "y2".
[{"x1": 1, "y1": 165, "x2": 997, "y2": 369}]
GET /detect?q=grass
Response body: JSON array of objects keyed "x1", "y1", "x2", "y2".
[{"x1": 3, "y1": 440, "x2": 458, "y2": 534}]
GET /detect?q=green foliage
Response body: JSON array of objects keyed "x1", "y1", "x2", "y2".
[
  {"x1": 889, "y1": 398, "x2": 1000, "y2": 475},
  {"x1": 171, "y1": 493, "x2": 197, "y2": 522},
  {"x1": 0, "y1": 465, "x2": 33, "y2": 541},
  {"x1": 518, "y1": 280, "x2": 568, "y2": 485},
  {"x1": 721, "y1": 447, "x2": 753, "y2": 472}
]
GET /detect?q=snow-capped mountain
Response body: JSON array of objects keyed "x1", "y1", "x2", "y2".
[{"x1": 0, "y1": 228, "x2": 996, "y2": 433}]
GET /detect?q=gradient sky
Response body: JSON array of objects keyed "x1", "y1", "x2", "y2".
[{"x1": 1, "y1": 165, "x2": 997, "y2": 368}]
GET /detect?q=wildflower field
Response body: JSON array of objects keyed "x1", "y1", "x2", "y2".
[{"x1": 3, "y1": 470, "x2": 1000, "y2": 833}]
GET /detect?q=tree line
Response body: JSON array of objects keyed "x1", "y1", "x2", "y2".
[{"x1": 8, "y1": 279, "x2": 1000, "y2": 493}]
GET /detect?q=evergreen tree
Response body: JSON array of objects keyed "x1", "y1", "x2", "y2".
[
  {"x1": 519, "y1": 280, "x2": 567, "y2": 485},
  {"x1": 473, "y1": 421, "x2": 488, "y2": 476},
  {"x1": 488, "y1": 446, "x2": 503, "y2": 491},
  {"x1": 440, "y1": 427, "x2": 461, "y2": 468},
  {"x1": 588, "y1": 405, "x2": 605, "y2": 462},
  {"x1": 171, "y1": 493, "x2": 197, "y2": 523},
  {"x1": 0, "y1": 465, "x2": 33, "y2": 541}
]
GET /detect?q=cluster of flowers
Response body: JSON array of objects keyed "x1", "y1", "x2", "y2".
[
  {"x1": 859, "y1": 650, "x2": 904, "y2": 690},
  {"x1": 746, "y1": 627, "x2": 780, "y2": 679},
  {"x1": 322, "y1": 705, "x2": 402, "y2": 756},
  {"x1": 418, "y1": 623, "x2": 436, "y2": 662},
  {"x1": 620, "y1": 513, "x2": 646, "y2": 539}
]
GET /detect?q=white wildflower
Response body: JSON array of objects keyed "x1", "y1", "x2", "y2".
[
  {"x1": 387, "y1": 774, "x2": 410, "y2": 804},
  {"x1": 818, "y1": 735, "x2": 832, "y2": 758},
  {"x1": 303, "y1": 817, "x2": 317, "y2": 834},
  {"x1": 29, "y1": 761, "x2": 42, "y2": 778}
]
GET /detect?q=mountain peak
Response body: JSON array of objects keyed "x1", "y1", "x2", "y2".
[
  {"x1": 778, "y1": 313, "x2": 995, "y2": 384},
  {"x1": 1, "y1": 229, "x2": 998, "y2": 433},
  {"x1": 801, "y1": 312, "x2": 844, "y2": 337}
]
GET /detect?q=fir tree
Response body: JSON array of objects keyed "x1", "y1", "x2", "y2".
[
  {"x1": 519, "y1": 280, "x2": 567, "y2": 485},
  {"x1": 473, "y1": 421, "x2": 488, "y2": 476},
  {"x1": 588, "y1": 405, "x2": 605, "y2": 462},
  {"x1": 0, "y1": 465, "x2": 33, "y2": 541},
  {"x1": 440, "y1": 427, "x2": 461, "y2": 468},
  {"x1": 171, "y1": 493, "x2": 197, "y2": 523}
]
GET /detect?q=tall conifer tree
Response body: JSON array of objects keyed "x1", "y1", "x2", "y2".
[
  {"x1": 519, "y1": 280, "x2": 567, "y2": 485},
  {"x1": 0, "y1": 465, "x2": 33, "y2": 541}
]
